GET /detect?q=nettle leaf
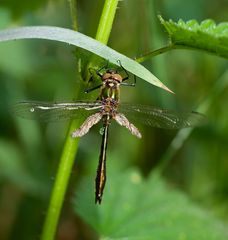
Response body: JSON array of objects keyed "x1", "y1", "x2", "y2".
[
  {"x1": 74, "y1": 168, "x2": 228, "y2": 240},
  {"x1": 159, "y1": 16, "x2": 228, "y2": 58},
  {"x1": 0, "y1": 26, "x2": 172, "y2": 93}
]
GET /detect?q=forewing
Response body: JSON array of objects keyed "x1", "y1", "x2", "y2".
[
  {"x1": 11, "y1": 101, "x2": 102, "y2": 121},
  {"x1": 119, "y1": 103, "x2": 205, "y2": 129}
]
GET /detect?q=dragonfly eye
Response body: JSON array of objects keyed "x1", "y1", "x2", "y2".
[{"x1": 113, "y1": 74, "x2": 123, "y2": 83}]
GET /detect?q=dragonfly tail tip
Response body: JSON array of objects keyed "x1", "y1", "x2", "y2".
[{"x1": 95, "y1": 197, "x2": 102, "y2": 204}]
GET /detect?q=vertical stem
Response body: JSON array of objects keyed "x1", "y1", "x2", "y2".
[
  {"x1": 68, "y1": 0, "x2": 78, "y2": 31},
  {"x1": 41, "y1": 0, "x2": 119, "y2": 239},
  {"x1": 95, "y1": 0, "x2": 119, "y2": 44},
  {"x1": 41, "y1": 122, "x2": 80, "y2": 240}
]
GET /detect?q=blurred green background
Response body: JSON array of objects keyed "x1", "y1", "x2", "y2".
[{"x1": 0, "y1": 0, "x2": 227, "y2": 239}]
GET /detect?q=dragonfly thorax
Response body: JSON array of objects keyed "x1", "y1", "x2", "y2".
[
  {"x1": 99, "y1": 75, "x2": 121, "y2": 101},
  {"x1": 100, "y1": 98, "x2": 118, "y2": 117}
]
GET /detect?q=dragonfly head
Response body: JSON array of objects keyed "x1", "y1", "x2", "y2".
[{"x1": 102, "y1": 69, "x2": 123, "y2": 83}]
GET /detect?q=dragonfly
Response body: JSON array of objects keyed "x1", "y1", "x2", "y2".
[{"x1": 13, "y1": 62, "x2": 204, "y2": 204}]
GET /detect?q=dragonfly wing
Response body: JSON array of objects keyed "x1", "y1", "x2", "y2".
[
  {"x1": 119, "y1": 103, "x2": 205, "y2": 129},
  {"x1": 114, "y1": 113, "x2": 142, "y2": 138},
  {"x1": 11, "y1": 101, "x2": 102, "y2": 121}
]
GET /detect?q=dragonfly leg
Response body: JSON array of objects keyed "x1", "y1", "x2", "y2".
[
  {"x1": 96, "y1": 60, "x2": 109, "y2": 75},
  {"x1": 84, "y1": 61, "x2": 109, "y2": 93},
  {"x1": 84, "y1": 68, "x2": 102, "y2": 93},
  {"x1": 120, "y1": 80, "x2": 136, "y2": 87},
  {"x1": 117, "y1": 60, "x2": 136, "y2": 86},
  {"x1": 114, "y1": 113, "x2": 142, "y2": 138},
  {"x1": 71, "y1": 112, "x2": 102, "y2": 137}
]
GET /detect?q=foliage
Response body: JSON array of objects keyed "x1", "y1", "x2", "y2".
[
  {"x1": 0, "y1": 0, "x2": 227, "y2": 240},
  {"x1": 159, "y1": 16, "x2": 228, "y2": 58},
  {"x1": 74, "y1": 167, "x2": 228, "y2": 240},
  {"x1": 0, "y1": 26, "x2": 172, "y2": 93}
]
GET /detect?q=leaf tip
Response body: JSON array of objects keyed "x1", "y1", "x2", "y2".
[{"x1": 162, "y1": 84, "x2": 175, "y2": 94}]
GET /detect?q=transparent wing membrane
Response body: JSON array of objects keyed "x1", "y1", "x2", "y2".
[
  {"x1": 11, "y1": 101, "x2": 102, "y2": 121},
  {"x1": 12, "y1": 101, "x2": 205, "y2": 128},
  {"x1": 119, "y1": 103, "x2": 205, "y2": 129}
]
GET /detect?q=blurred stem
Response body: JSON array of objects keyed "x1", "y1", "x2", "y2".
[
  {"x1": 68, "y1": 0, "x2": 78, "y2": 31},
  {"x1": 41, "y1": 1, "x2": 119, "y2": 240},
  {"x1": 155, "y1": 70, "x2": 228, "y2": 174}
]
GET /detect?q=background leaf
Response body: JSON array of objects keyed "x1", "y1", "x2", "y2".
[
  {"x1": 159, "y1": 16, "x2": 228, "y2": 58},
  {"x1": 0, "y1": 26, "x2": 172, "y2": 93},
  {"x1": 73, "y1": 167, "x2": 228, "y2": 240}
]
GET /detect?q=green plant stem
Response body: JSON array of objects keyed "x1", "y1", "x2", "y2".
[
  {"x1": 95, "y1": 0, "x2": 119, "y2": 44},
  {"x1": 135, "y1": 45, "x2": 173, "y2": 63},
  {"x1": 135, "y1": 43, "x2": 225, "y2": 63},
  {"x1": 41, "y1": 120, "x2": 80, "y2": 240},
  {"x1": 68, "y1": 0, "x2": 78, "y2": 31},
  {"x1": 41, "y1": 1, "x2": 119, "y2": 239}
]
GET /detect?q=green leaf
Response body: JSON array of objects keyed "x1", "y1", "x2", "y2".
[
  {"x1": 159, "y1": 16, "x2": 228, "y2": 58},
  {"x1": 0, "y1": 26, "x2": 173, "y2": 93},
  {"x1": 73, "y1": 168, "x2": 228, "y2": 240}
]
